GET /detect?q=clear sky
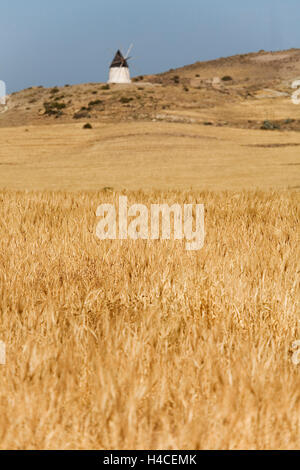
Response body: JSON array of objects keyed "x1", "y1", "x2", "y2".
[{"x1": 1, "y1": 0, "x2": 299, "y2": 92}]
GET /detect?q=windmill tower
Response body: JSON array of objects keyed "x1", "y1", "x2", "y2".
[{"x1": 108, "y1": 45, "x2": 133, "y2": 84}]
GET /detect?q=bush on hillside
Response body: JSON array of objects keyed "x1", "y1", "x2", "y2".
[
  {"x1": 43, "y1": 101, "x2": 66, "y2": 116},
  {"x1": 120, "y1": 97, "x2": 133, "y2": 104},
  {"x1": 88, "y1": 99, "x2": 104, "y2": 107},
  {"x1": 73, "y1": 110, "x2": 91, "y2": 119},
  {"x1": 50, "y1": 87, "x2": 59, "y2": 94}
]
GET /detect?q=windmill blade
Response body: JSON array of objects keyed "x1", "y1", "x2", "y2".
[{"x1": 125, "y1": 43, "x2": 133, "y2": 59}]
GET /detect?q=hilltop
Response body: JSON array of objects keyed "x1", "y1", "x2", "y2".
[{"x1": 1, "y1": 48, "x2": 300, "y2": 131}]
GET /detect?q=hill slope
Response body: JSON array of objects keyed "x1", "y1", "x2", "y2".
[{"x1": 1, "y1": 48, "x2": 300, "y2": 131}]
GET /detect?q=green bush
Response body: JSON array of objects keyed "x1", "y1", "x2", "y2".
[
  {"x1": 43, "y1": 101, "x2": 66, "y2": 115},
  {"x1": 133, "y1": 76, "x2": 144, "y2": 82},
  {"x1": 83, "y1": 123, "x2": 93, "y2": 129},
  {"x1": 88, "y1": 99, "x2": 103, "y2": 107},
  {"x1": 120, "y1": 97, "x2": 133, "y2": 104},
  {"x1": 54, "y1": 95, "x2": 65, "y2": 101},
  {"x1": 50, "y1": 87, "x2": 59, "y2": 94},
  {"x1": 222, "y1": 76, "x2": 233, "y2": 81}
]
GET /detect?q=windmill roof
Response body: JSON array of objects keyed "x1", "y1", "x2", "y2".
[{"x1": 110, "y1": 50, "x2": 129, "y2": 68}]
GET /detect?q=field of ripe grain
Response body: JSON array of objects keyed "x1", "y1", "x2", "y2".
[
  {"x1": 0, "y1": 189, "x2": 299, "y2": 449},
  {"x1": 0, "y1": 122, "x2": 300, "y2": 191}
]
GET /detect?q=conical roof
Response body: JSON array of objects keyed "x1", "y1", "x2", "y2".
[{"x1": 110, "y1": 50, "x2": 129, "y2": 68}]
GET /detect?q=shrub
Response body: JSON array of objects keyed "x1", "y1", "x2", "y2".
[
  {"x1": 120, "y1": 97, "x2": 133, "y2": 104},
  {"x1": 83, "y1": 123, "x2": 92, "y2": 129},
  {"x1": 172, "y1": 75, "x2": 180, "y2": 84},
  {"x1": 53, "y1": 102, "x2": 66, "y2": 110},
  {"x1": 43, "y1": 101, "x2": 66, "y2": 115},
  {"x1": 73, "y1": 110, "x2": 91, "y2": 119},
  {"x1": 101, "y1": 85, "x2": 110, "y2": 90},
  {"x1": 222, "y1": 76, "x2": 233, "y2": 81},
  {"x1": 261, "y1": 120, "x2": 280, "y2": 130},
  {"x1": 50, "y1": 87, "x2": 59, "y2": 94},
  {"x1": 54, "y1": 95, "x2": 65, "y2": 101},
  {"x1": 88, "y1": 99, "x2": 103, "y2": 107}
]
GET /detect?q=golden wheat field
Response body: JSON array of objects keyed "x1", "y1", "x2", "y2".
[
  {"x1": 0, "y1": 188, "x2": 298, "y2": 449},
  {"x1": 0, "y1": 122, "x2": 300, "y2": 191}
]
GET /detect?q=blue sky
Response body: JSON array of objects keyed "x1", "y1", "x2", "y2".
[{"x1": 1, "y1": 0, "x2": 299, "y2": 92}]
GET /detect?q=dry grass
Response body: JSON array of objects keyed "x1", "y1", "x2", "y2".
[
  {"x1": 0, "y1": 189, "x2": 299, "y2": 449},
  {"x1": 0, "y1": 122, "x2": 300, "y2": 191}
]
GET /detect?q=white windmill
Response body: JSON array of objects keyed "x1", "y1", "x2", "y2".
[{"x1": 108, "y1": 44, "x2": 133, "y2": 84}]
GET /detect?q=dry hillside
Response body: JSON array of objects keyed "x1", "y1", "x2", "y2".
[{"x1": 1, "y1": 48, "x2": 300, "y2": 131}]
